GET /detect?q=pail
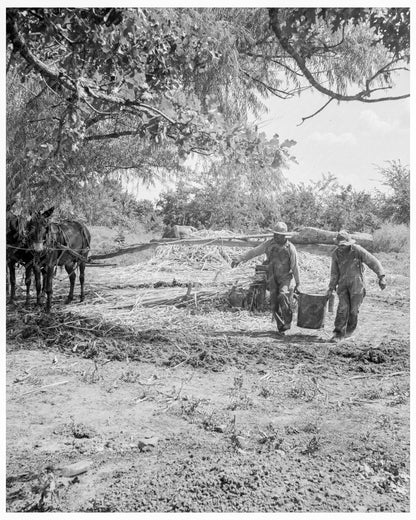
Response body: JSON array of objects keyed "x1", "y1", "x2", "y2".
[{"x1": 296, "y1": 292, "x2": 328, "y2": 329}]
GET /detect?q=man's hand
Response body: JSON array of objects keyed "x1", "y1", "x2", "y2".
[
  {"x1": 231, "y1": 259, "x2": 240, "y2": 268},
  {"x1": 326, "y1": 288, "x2": 334, "y2": 297},
  {"x1": 378, "y1": 276, "x2": 387, "y2": 290}
]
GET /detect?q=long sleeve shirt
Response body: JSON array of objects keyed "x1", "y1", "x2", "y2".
[
  {"x1": 329, "y1": 244, "x2": 385, "y2": 293},
  {"x1": 237, "y1": 238, "x2": 300, "y2": 285}
]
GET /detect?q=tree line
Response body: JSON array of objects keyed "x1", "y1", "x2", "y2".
[{"x1": 40, "y1": 160, "x2": 408, "y2": 236}]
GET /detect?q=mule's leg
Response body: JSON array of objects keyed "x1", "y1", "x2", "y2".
[
  {"x1": 45, "y1": 265, "x2": 54, "y2": 313},
  {"x1": 6, "y1": 263, "x2": 10, "y2": 297},
  {"x1": 41, "y1": 267, "x2": 46, "y2": 298},
  {"x1": 33, "y1": 264, "x2": 43, "y2": 305},
  {"x1": 8, "y1": 261, "x2": 16, "y2": 304},
  {"x1": 65, "y1": 262, "x2": 76, "y2": 304},
  {"x1": 79, "y1": 261, "x2": 86, "y2": 302},
  {"x1": 24, "y1": 264, "x2": 33, "y2": 307}
]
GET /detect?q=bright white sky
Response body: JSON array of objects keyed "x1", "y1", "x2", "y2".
[{"x1": 258, "y1": 73, "x2": 410, "y2": 192}]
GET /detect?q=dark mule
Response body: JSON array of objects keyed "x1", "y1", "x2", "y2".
[
  {"x1": 6, "y1": 205, "x2": 43, "y2": 306},
  {"x1": 27, "y1": 207, "x2": 91, "y2": 312}
]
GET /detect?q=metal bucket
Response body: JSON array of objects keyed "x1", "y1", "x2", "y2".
[{"x1": 296, "y1": 292, "x2": 328, "y2": 329}]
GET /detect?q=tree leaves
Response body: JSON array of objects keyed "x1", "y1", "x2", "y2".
[{"x1": 6, "y1": 7, "x2": 410, "y2": 208}]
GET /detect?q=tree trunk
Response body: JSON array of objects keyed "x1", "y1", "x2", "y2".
[{"x1": 290, "y1": 227, "x2": 373, "y2": 250}]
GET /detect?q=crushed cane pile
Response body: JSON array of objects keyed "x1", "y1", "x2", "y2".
[
  {"x1": 71, "y1": 241, "x2": 332, "y2": 322},
  {"x1": 6, "y1": 240, "x2": 338, "y2": 371},
  {"x1": 9, "y1": 237, "x2": 333, "y2": 317}
]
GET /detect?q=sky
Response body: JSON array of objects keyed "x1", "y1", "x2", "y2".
[{"x1": 258, "y1": 73, "x2": 410, "y2": 193}]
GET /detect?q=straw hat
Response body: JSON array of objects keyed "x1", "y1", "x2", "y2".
[
  {"x1": 268, "y1": 221, "x2": 292, "y2": 236},
  {"x1": 334, "y1": 230, "x2": 356, "y2": 245}
]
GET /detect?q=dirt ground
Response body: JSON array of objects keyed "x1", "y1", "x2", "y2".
[{"x1": 5, "y1": 247, "x2": 410, "y2": 513}]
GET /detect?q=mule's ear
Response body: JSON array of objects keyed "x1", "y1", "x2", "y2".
[{"x1": 42, "y1": 206, "x2": 55, "y2": 218}]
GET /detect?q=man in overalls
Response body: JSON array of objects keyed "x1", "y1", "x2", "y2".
[
  {"x1": 327, "y1": 230, "x2": 386, "y2": 342},
  {"x1": 231, "y1": 222, "x2": 301, "y2": 334}
]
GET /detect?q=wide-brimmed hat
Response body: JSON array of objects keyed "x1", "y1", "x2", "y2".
[
  {"x1": 268, "y1": 221, "x2": 292, "y2": 236},
  {"x1": 334, "y1": 230, "x2": 356, "y2": 245}
]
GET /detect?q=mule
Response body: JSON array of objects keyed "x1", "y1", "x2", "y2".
[
  {"x1": 26, "y1": 207, "x2": 91, "y2": 312},
  {"x1": 6, "y1": 206, "x2": 43, "y2": 306}
]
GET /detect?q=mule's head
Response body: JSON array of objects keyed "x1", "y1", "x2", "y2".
[
  {"x1": 6, "y1": 210, "x2": 19, "y2": 243},
  {"x1": 27, "y1": 207, "x2": 55, "y2": 253}
]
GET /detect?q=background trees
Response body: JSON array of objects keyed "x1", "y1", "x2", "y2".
[
  {"x1": 375, "y1": 161, "x2": 410, "y2": 225},
  {"x1": 155, "y1": 162, "x2": 409, "y2": 234},
  {"x1": 6, "y1": 7, "x2": 410, "y2": 237}
]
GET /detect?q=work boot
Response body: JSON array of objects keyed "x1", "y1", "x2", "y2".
[{"x1": 329, "y1": 334, "x2": 343, "y2": 343}]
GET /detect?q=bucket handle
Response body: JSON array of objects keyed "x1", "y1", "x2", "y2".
[{"x1": 293, "y1": 292, "x2": 331, "y2": 301}]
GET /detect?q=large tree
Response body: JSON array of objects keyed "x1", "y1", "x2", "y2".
[{"x1": 6, "y1": 7, "x2": 409, "y2": 206}]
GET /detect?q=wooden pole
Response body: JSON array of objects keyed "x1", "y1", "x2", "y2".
[{"x1": 88, "y1": 227, "x2": 373, "y2": 261}]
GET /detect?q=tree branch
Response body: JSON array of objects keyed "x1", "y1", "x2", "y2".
[
  {"x1": 7, "y1": 15, "x2": 76, "y2": 92},
  {"x1": 241, "y1": 70, "x2": 293, "y2": 99},
  {"x1": 298, "y1": 98, "x2": 334, "y2": 125},
  {"x1": 85, "y1": 130, "x2": 141, "y2": 141},
  {"x1": 6, "y1": 50, "x2": 15, "y2": 74},
  {"x1": 8, "y1": 13, "x2": 186, "y2": 134},
  {"x1": 268, "y1": 8, "x2": 410, "y2": 104}
]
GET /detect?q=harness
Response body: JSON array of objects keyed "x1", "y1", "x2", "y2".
[{"x1": 44, "y1": 221, "x2": 90, "y2": 264}]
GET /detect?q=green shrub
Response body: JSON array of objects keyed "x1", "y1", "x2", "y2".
[
  {"x1": 376, "y1": 161, "x2": 410, "y2": 225},
  {"x1": 373, "y1": 223, "x2": 409, "y2": 253}
]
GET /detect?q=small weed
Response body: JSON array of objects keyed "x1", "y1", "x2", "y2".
[
  {"x1": 180, "y1": 397, "x2": 202, "y2": 417},
  {"x1": 359, "y1": 387, "x2": 382, "y2": 400},
  {"x1": 119, "y1": 368, "x2": 141, "y2": 384},
  {"x1": 301, "y1": 435, "x2": 321, "y2": 456},
  {"x1": 69, "y1": 416, "x2": 95, "y2": 439},
  {"x1": 386, "y1": 381, "x2": 409, "y2": 397},
  {"x1": 359, "y1": 429, "x2": 375, "y2": 444},
  {"x1": 201, "y1": 409, "x2": 230, "y2": 433},
  {"x1": 257, "y1": 424, "x2": 284, "y2": 451},
  {"x1": 81, "y1": 359, "x2": 109, "y2": 383},
  {"x1": 258, "y1": 384, "x2": 275, "y2": 398},
  {"x1": 227, "y1": 373, "x2": 254, "y2": 410},
  {"x1": 386, "y1": 381, "x2": 409, "y2": 406},
  {"x1": 286, "y1": 380, "x2": 316, "y2": 401},
  {"x1": 230, "y1": 432, "x2": 248, "y2": 451},
  {"x1": 227, "y1": 394, "x2": 253, "y2": 411},
  {"x1": 233, "y1": 374, "x2": 244, "y2": 391},
  {"x1": 387, "y1": 394, "x2": 408, "y2": 406},
  {"x1": 376, "y1": 414, "x2": 393, "y2": 429},
  {"x1": 300, "y1": 421, "x2": 320, "y2": 434},
  {"x1": 284, "y1": 425, "x2": 300, "y2": 435}
]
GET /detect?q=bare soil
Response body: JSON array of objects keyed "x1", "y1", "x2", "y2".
[{"x1": 6, "y1": 249, "x2": 410, "y2": 513}]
